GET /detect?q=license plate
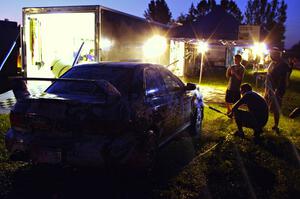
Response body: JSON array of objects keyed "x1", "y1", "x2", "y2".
[{"x1": 37, "y1": 150, "x2": 61, "y2": 164}]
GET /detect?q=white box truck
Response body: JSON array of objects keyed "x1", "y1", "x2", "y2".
[{"x1": 21, "y1": 5, "x2": 170, "y2": 79}]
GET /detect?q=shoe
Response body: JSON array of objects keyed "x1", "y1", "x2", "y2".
[
  {"x1": 227, "y1": 112, "x2": 233, "y2": 119},
  {"x1": 253, "y1": 136, "x2": 261, "y2": 144},
  {"x1": 234, "y1": 131, "x2": 245, "y2": 138},
  {"x1": 254, "y1": 129, "x2": 263, "y2": 137},
  {"x1": 272, "y1": 126, "x2": 280, "y2": 134}
]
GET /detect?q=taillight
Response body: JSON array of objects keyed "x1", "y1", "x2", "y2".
[{"x1": 10, "y1": 112, "x2": 29, "y2": 132}]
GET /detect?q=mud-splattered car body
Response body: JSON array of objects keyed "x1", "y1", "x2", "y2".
[{"x1": 5, "y1": 62, "x2": 203, "y2": 168}]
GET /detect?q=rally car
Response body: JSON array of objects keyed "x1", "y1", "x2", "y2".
[{"x1": 5, "y1": 62, "x2": 203, "y2": 169}]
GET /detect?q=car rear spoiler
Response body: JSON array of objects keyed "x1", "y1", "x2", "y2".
[
  {"x1": 10, "y1": 76, "x2": 100, "y2": 83},
  {"x1": 8, "y1": 76, "x2": 121, "y2": 100}
]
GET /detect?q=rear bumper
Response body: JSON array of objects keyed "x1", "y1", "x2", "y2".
[{"x1": 5, "y1": 129, "x2": 144, "y2": 168}]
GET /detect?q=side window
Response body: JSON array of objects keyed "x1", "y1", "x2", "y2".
[
  {"x1": 144, "y1": 69, "x2": 166, "y2": 96},
  {"x1": 161, "y1": 71, "x2": 184, "y2": 92}
]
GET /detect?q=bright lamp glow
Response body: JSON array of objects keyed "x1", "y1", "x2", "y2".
[
  {"x1": 252, "y1": 42, "x2": 268, "y2": 55},
  {"x1": 100, "y1": 38, "x2": 114, "y2": 51},
  {"x1": 143, "y1": 35, "x2": 167, "y2": 58},
  {"x1": 197, "y1": 41, "x2": 208, "y2": 54},
  {"x1": 251, "y1": 42, "x2": 268, "y2": 64},
  {"x1": 198, "y1": 41, "x2": 208, "y2": 84}
]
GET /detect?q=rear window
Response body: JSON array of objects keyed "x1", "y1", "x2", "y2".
[{"x1": 46, "y1": 66, "x2": 134, "y2": 96}]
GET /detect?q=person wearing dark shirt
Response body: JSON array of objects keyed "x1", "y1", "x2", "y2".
[
  {"x1": 287, "y1": 56, "x2": 297, "y2": 86},
  {"x1": 230, "y1": 83, "x2": 269, "y2": 138},
  {"x1": 225, "y1": 54, "x2": 245, "y2": 113},
  {"x1": 264, "y1": 48, "x2": 290, "y2": 133}
]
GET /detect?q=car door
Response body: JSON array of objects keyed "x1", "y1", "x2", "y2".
[
  {"x1": 143, "y1": 68, "x2": 176, "y2": 139},
  {"x1": 160, "y1": 70, "x2": 192, "y2": 130}
]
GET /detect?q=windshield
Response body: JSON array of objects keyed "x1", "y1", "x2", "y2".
[{"x1": 46, "y1": 65, "x2": 134, "y2": 96}]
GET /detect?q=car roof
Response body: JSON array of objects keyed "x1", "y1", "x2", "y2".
[{"x1": 75, "y1": 62, "x2": 162, "y2": 70}]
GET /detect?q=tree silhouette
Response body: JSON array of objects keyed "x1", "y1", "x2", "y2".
[
  {"x1": 221, "y1": 0, "x2": 243, "y2": 23},
  {"x1": 178, "y1": 0, "x2": 240, "y2": 24},
  {"x1": 244, "y1": 0, "x2": 287, "y2": 49},
  {"x1": 207, "y1": 0, "x2": 217, "y2": 11},
  {"x1": 179, "y1": 0, "x2": 215, "y2": 24},
  {"x1": 197, "y1": 0, "x2": 209, "y2": 18},
  {"x1": 144, "y1": 0, "x2": 172, "y2": 24},
  {"x1": 176, "y1": 13, "x2": 188, "y2": 25},
  {"x1": 172, "y1": 0, "x2": 287, "y2": 48},
  {"x1": 187, "y1": 3, "x2": 198, "y2": 22},
  {"x1": 289, "y1": 41, "x2": 300, "y2": 58}
]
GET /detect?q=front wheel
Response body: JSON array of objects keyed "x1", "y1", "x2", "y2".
[{"x1": 190, "y1": 106, "x2": 203, "y2": 138}]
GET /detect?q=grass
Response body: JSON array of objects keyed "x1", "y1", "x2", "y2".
[
  {"x1": 158, "y1": 68, "x2": 300, "y2": 198},
  {"x1": 0, "y1": 69, "x2": 299, "y2": 198},
  {"x1": 157, "y1": 104, "x2": 300, "y2": 198},
  {"x1": 0, "y1": 114, "x2": 27, "y2": 198},
  {"x1": 0, "y1": 114, "x2": 10, "y2": 161}
]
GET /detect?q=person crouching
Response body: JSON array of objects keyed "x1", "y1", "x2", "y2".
[{"x1": 229, "y1": 83, "x2": 269, "y2": 139}]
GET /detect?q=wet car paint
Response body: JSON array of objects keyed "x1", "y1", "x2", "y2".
[{"x1": 5, "y1": 62, "x2": 203, "y2": 168}]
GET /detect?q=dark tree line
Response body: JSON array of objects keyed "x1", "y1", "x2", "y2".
[
  {"x1": 245, "y1": 0, "x2": 287, "y2": 49},
  {"x1": 145, "y1": 0, "x2": 244, "y2": 26},
  {"x1": 144, "y1": 0, "x2": 288, "y2": 48},
  {"x1": 144, "y1": 0, "x2": 172, "y2": 24},
  {"x1": 289, "y1": 41, "x2": 300, "y2": 59}
]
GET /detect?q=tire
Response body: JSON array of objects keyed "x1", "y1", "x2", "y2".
[
  {"x1": 190, "y1": 106, "x2": 203, "y2": 138},
  {"x1": 140, "y1": 129, "x2": 158, "y2": 176}
]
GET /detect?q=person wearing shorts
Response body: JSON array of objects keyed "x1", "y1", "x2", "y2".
[{"x1": 225, "y1": 54, "x2": 245, "y2": 113}]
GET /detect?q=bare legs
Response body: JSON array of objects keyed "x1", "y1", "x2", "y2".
[
  {"x1": 226, "y1": 103, "x2": 232, "y2": 114},
  {"x1": 272, "y1": 107, "x2": 280, "y2": 133}
]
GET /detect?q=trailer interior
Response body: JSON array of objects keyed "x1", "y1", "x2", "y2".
[{"x1": 24, "y1": 12, "x2": 96, "y2": 79}]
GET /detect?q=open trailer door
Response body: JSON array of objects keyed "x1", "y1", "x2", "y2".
[
  {"x1": 0, "y1": 20, "x2": 20, "y2": 94},
  {"x1": 22, "y1": 6, "x2": 99, "y2": 80}
]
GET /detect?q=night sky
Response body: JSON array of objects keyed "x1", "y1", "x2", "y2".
[{"x1": 0, "y1": 0, "x2": 299, "y2": 48}]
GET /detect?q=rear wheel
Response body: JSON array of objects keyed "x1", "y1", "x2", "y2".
[
  {"x1": 143, "y1": 130, "x2": 158, "y2": 173},
  {"x1": 190, "y1": 106, "x2": 203, "y2": 138},
  {"x1": 124, "y1": 129, "x2": 158, "y2": 176}
]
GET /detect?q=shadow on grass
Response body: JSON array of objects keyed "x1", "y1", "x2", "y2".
[
  {"x1": 258, "y1": 134, "x2": 300, "y2": 167},
  {"x1": 205, "y1": 132, "x2": 300, "y2": 199},
  {"x1": 5, "y1": 133, "x2": 200, "y2": 199},
  {"x1": 8, "y1": 164, "x2": 164, "y2": 199}
]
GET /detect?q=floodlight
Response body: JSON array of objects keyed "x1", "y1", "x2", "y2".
[
  {"x1": 143, "y1": 35, "x2": 167, "y2": 58},
  {"x1": 197, "y1": 41, "x2": 208, "y2": 54}
]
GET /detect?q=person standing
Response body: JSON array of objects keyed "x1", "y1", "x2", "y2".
[
  {"x1": 287, "y1": 56, "x2": 297, "y2": 86},
  {"x1": 230, "y1": 83, "x2": 269, "y2": 139},
  {"x1": 225, "y1": 54, "x2": 245, "y2": 113},
  {"x1": 264, "y1": 47, "x2": 290, "y2": 133}
]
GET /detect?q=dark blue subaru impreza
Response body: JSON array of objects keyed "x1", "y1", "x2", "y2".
[{"x1": 5, "y1": 62, "x2": 203, "y2": 169}]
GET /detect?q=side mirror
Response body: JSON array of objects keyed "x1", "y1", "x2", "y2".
[{"x1": 185, "y1": 83, "x2": 196, "y2": 91}]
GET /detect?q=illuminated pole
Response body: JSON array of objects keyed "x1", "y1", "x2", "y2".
[
  {"x1": 199, "y1": 52, "x2": 204, "y2": 84},
  {"x1": 197, "y1": 41, "x2": 208, "y2": 84}
]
